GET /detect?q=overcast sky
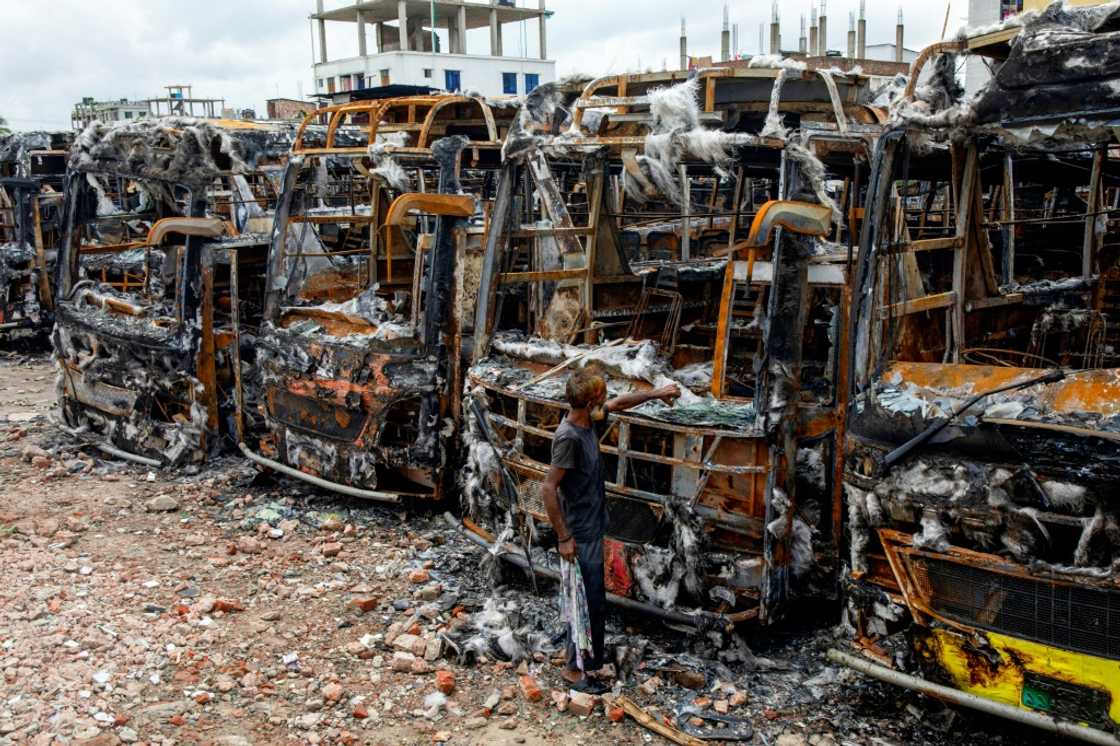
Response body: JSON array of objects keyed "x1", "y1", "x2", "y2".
[{"x1": 0, "y1": 0, "x2": 968, "y2": 131}]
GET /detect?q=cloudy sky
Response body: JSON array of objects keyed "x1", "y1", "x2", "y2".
[{"x1": 0, "y1": 0, "x2": 968, "y2": 131}]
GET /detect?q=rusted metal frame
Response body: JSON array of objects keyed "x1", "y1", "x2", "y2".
[
  {"x1": 706, "y1": 174, "x2": 721, "y2": 232},
  {"x1": 229, "y1": 250, "x2": 246, "y2": 444},
  {"x1": 1084, "y1": 146, "x2": 1106, "y2": 278},
  {"x1": 289, "y1": 214, "x2": 377, "y2": 224},
  {"x1": 890, "y1": 187, "x2": 925, "y2": 301},
  {"x1": 615, "y1": 420, "x2": 630, "y2": 486},
  {"x1": 877, "y1": 291, "x2": 957, "y2": 319},
  {"x1": 814, "y1": 69, "x2": 850, "y2": 134},
  {"x1": 984, "y1": 417, "x2": 1120, "y2": 444},
  {"x1": 385, "y1": 193, "x2": 475, "y2": 225},
  {"x1": 620, "y1": 148, "x2": 657, "y2": 200},
  {"x1": 525, "y1": 151, "x2": 584, "y2": 256},
  {"x1": 498, "y1": 268, "x2": 587, "y2": 284},
  {"x1": 449, "y1": 228, "x2": 466, "y2": 440},
  {"x1": 471, "y1": 163, "x2": 516, "y2": 362},
  {"x1": 711, "y1": 249, "x2": 745, "y2": 399},
  {"x1": 418, "y1": 97, "x2": 498, "y2": 149},
  {"x1": 965, "y1": 292, "x2": 1023, "y2": 311},
  {"x1": 485, "y1": 410, "x2": 764, "y2": 475},
  {"x1": 197, "y1": 260, "x2": 220, "y2": 439},
  {"x1": 878, "y1": 527, "x2": 1120, "y2": 641},
  {"x1": 760, "y1": 233, "x2": 813, "y2": 623},
  {"x1": 949, "y1": 144, "x2": 978, "y2": 363},
  {"x1": 469, "y1": 374, "x2": 759, "y2": 439},
  {"x1": 281, "y1": 248, "x2": 373, "y2": 258},
  {"x1": 680, "y1": 163, "x2": 691, "y2": 260},
  {"x1": 370, "y1": 178, "x2": 382, "y2": 286},
  {"x1": 509, "y1": 226, "x2": 594, "y2": 238},
  {"x1": 969, "y1": 159, "x2": 1001, "y2": 297},
  {"x1": 584, "y1": 155, "x2": 607, "y2": 343},
  {"x1": 686, "y1": 435, "x2": 724, "y2": 510},
  {"x1": 31, "y1": 196, "x2": 51, "y2": 311},
  {"x1": 500, "y1": 457, "x2": 764, "y2": 537},
  {"x1": 887, "y1": 236, "x2": 963, "y2": 254},
  {"x1": 902, "y1": 41, "x2": 967, "y2": 101}
]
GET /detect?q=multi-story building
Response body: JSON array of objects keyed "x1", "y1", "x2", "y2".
[
  {"x1": 70, "y1": 98, "x2": 150, "y2": 130},
  {"x1": 71, "y1": 85, "x2": 226, "y2": 130},
  {"x1": 310, "y1": 0, "x2": 555, "y2": 98},
  {"x1": 267, "y1": 98, "x2": 320, "y2": 120}
]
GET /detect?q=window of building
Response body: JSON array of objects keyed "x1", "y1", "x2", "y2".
[
  {"x1": 353, "y1": 74, "x2": 364, "y2": 90},
  {"x1": 317, "y1": 78, "x2": 325, "y2": 90},
  {"x1": 124, "y1": 111, "x2": 133, "y2": 119},
  {"x1": 341, "y1": 75, "x2": 353, "y2": 92},
  {"x1": 326, "y1": 77, "x2": 336, "y2": 94},
  {"x1": 379, "y1": 69, "x2": 391, "y2": 86},
  {"x1": 423, "y1": 68, "x2": 433, "y2": 79},
  {"x1": 524, "y1": 73, "x2": 540, "y2": 92},
  {"x1": 445, "y1": 69, "x2": 462, "y2": 92},
  {"x1": 502, "y1": 72, "x2": 518, "y2": 95}
]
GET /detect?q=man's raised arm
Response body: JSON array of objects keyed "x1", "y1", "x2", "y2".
[{"x1": 605, "y1": 383, "x2": 681, "y2": 413}]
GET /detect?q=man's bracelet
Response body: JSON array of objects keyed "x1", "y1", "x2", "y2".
[{"x1": 557, "y1": 534, "x2": 572, "y2": 543}]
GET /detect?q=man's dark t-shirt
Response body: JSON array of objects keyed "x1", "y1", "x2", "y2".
[{"x1": 550, "y1": 420, "x2": 607, "y2": 543}]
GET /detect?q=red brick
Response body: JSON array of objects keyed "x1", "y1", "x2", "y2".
[
  {"x1": 436, "y1": 670, "x2": 455, "y2": 695},
  {"x1": 518, "y1": 674, "x2": 542, "y2": 702}
]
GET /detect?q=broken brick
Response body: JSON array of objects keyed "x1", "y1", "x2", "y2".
[
  {"x1": 550, "y1": 689, "x2": 569, "y2": 712},
  {"x1": 608, "y1": 705, "x2": 625, "y2": 723},
  {"x1": 407, "y1": 568, "x2": 430, "y2": 584},
  {"x1": 435, "y1": 670, "x2": 455, "y2": 695},
  {"x1": 350, "y1": 597, "x2": 378, "y2": 614},
  {"x1": 518, "y1": 674, "x2": 542, "y2": 702},
  {"x1": 320, "y1": 542, "x2": 342, "y2": 558},
  {"x1": 352, "y1": 704, "x2": 369, "y2": 719},
  {"x1": 568, "y1": 690, "x2": 599, "y2": 717},
  {"x1": 391, "y1": 651, "x2": 415, "y2": 672}
]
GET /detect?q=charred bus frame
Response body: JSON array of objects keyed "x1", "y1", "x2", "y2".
[
  {"x1": 0, "y1": 131, "x2": 71, "y2": 334},
  {"x1": 837, "y1": 9, "x2": 1120, "y2": 741},
  {"x1": 459, "y1": 67, "x2": 884, "y2": 625},
  {"x1": 243, "y1": 95, "x2": 517, "y2": 502},
  {"x1": 53, "y1": 119, "x2": 293, "y2": 467}
]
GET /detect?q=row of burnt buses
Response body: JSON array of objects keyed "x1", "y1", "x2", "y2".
[{"x1": 3, "y1": 11, "x2": 1120, "y2": 738}]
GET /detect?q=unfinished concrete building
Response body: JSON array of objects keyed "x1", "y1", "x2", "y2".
[{"x1": 310, "y1": 0, "x2": 555, "y2": 97}]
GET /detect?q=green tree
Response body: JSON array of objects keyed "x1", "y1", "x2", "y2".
[{"x1": 0, "y1": 115, "x2": 9, "y2": 135}]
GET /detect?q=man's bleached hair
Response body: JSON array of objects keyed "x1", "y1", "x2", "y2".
[{"x1": 565, "y1": 366, "x2": 606, "y2": 410}]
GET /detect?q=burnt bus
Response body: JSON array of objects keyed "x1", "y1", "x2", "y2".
[
  {"x1": 835, "y1": 8, "x2": 1120, "y2": 740},
  {"x1": 244, "y1": 96, "x2": 516, "y2": 502},
  {"x1": 53, "y1": 118, "x2": 292, "y2": 467},
  {"x1": 0, "y1": 131, "x2": 72, "y2": 335},
  {"x1": 458, "y1": 68, "x2": 885, "y2": 625}
]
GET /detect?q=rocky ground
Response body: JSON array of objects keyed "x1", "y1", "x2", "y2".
[{"x1": 0, "y1": 346, "x2": 1082, "y2": 745}]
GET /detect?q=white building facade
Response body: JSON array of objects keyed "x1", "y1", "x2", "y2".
[{"x1": 311, "y1": 0, "x2": 556, "y2": 98}]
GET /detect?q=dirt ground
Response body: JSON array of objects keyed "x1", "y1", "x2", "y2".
[{"x1": 0, "y1": 348, "x2": 1083, "y2": 746}]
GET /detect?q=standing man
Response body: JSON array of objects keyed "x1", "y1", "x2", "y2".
[{"x1": 541, "y1": 366, "x2": 680, "y2": 691}]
